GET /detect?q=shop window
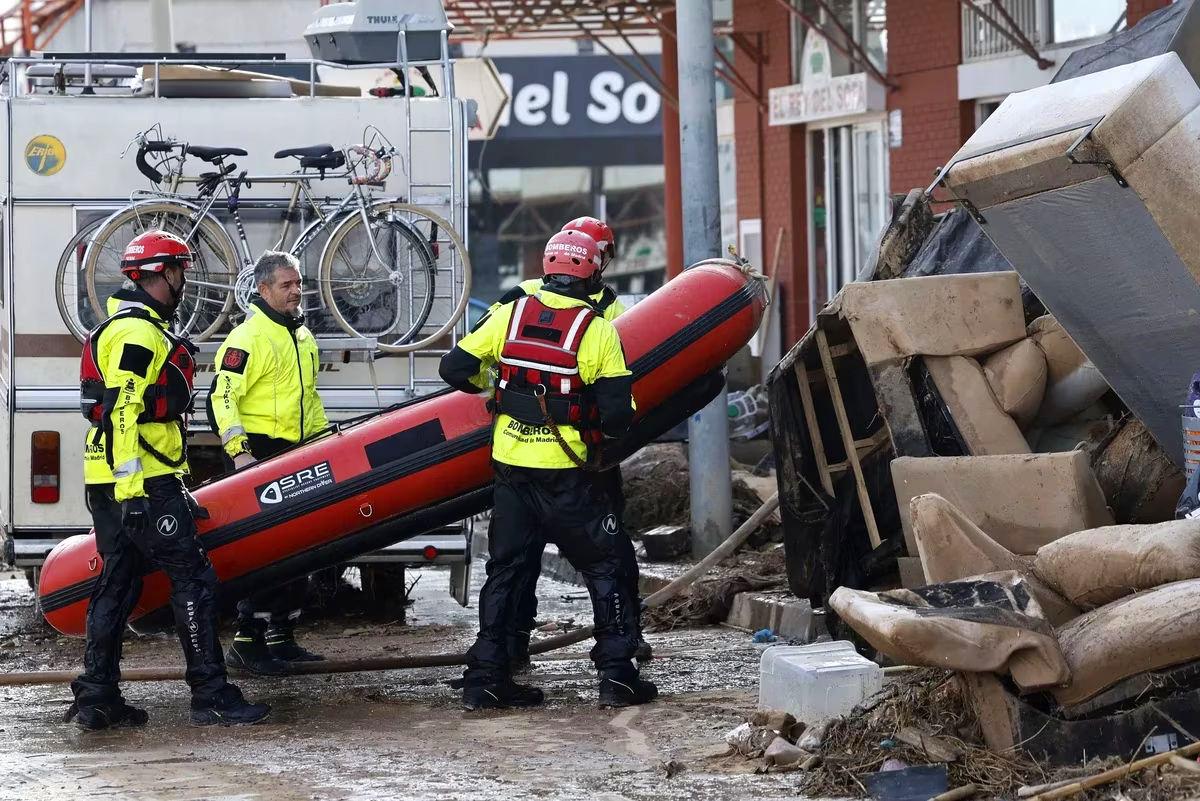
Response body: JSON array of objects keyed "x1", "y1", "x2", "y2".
[
  {"x1": 791, "y1": 0, "x2": 887, "y2": 82},
  {"x1": 975, "y1": 97, "x2": 1004, "y2": 129},
  {"x1": 809, "y1": 120, "x2": 889, "y2": 316},
  {"x1": 1050, "y1": 0, "x2": 1125, "y2": 44}
]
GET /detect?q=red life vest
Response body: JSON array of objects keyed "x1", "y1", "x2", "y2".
[
  {"x1": 494, "y1": 294, "x2": 602, "y2": 442},
  {"x1": 80, "y1": 306, "x2": 197, "y2": 427}
]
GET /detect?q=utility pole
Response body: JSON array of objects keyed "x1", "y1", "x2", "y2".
[
  {"x1": 676, "y1": 0, "x2": 731, "y2": 557},
  {"x1": 149, "y1": 0, "x2": 174, "y2": 52}
]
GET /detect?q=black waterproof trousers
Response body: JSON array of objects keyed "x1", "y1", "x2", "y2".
[
  {"x1": 72, "y1": 475, "x2": 229, "y2": 706},
  {"x1": 508, "y1": 465, "x2": 641, "y2": 659},
  {"x1": 465, "y1": 463, "x2": 640, "y2": 684},
  {"x1": 225, "y1": 435, "x2": 310, "y2": 625}
]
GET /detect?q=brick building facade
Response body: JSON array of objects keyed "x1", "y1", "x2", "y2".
[{"x1": 724, "y1": 0, "x2": 1171, "y2": 350}]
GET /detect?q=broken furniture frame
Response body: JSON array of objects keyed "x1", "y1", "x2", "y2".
[
  {"x1": 769, "y1": 308, "x2": 913, "y2": 601},
  {"x1": 961, "y1": 665, "x2": 1200, "y2": 766}
]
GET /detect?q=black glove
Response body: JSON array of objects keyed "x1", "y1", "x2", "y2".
[
  {"x1": 121, "y1": 496, "x2": 152, "y2": 536},
  {"x1": 185, "y1": 489, "x2": 210, "y2": 520}
]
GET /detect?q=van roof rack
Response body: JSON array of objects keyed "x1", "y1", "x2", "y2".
[{"x1": 38, "y1": 51, "x2": 288, "y2": 62}]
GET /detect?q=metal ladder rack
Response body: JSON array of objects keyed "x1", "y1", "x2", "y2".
[{"x1": 393, "y1": 27, "x2": 469, "y2": 393}]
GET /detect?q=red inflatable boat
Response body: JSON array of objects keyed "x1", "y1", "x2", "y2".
[{"x1": 39, "y1": 261, "x2": 765, "y2": 635}]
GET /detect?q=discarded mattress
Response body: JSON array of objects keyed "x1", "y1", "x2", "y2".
[
  {"x1": 1054, "y1": 578, "x2": 1200, "y2": 706},
  {"x1": 829, "y1": 577, "x2": 1071, "y2": 691},
  {"x1": 911, "y1": 493, "x2": 1079, "y2": 625},
  {"x1": 37, "y1": 262, "x2": 767, "y2": 636},
  {"x1": 924, "y1": 356, "x2": 1030, "y2": 455},
  {"x1": 1034, "y1": 519, "x2": 1200, "y2": 609},
  {"x1": 982, "y1": 339, "x2": 1046, "y2": 430},
  {"x1": 891, "y1": 451, "x2": 1113, "y2": 556},
  {"x1": 941, "y1": 53, "x2": 1200, "y2": 464},
  {"x1": 1026, "y1": 316, "x2": 1108, "y2": 427},
  {"x1": 832, "y1": 272, "x2": 1025, "y2": 368}
]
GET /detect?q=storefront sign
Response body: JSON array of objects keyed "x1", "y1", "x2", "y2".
[
  {"x1": 769, "y1": 28, "x2": 884, "y2": 126},
  {"x1": 492, "y1": 55, "x2": 662, "y2": 139},
  {"x1": 768, "y1": 73, "x2": 880, "y2": 125},
  {"x1": 469, "y1": 54, "x2": 663, "y2": 167}
]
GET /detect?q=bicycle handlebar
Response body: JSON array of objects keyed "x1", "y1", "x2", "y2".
[
  {"x1": 346, "y1": 145, "x2": 393, "y2": 186},
  {"x1": 135, "y1": 146, "x2": 165, "y2": 184},
  {"x1": 132, "y1": 137, "x2": 180, "y2": 185}
]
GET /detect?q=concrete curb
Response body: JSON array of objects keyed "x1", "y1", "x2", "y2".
[{"x1": 537, "y1": 543, "x2": 816, "y2": 642}]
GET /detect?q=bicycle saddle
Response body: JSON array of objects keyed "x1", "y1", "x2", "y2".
[
  {"x1": 186, "y1": 145, "x2": 248, "y2": 163},
  {"x1": 300, "y1": 152, "x2": 346, "y2": 171},
  {"x1": 274, "y1": 144, "x2": 334, "y2": 159}
]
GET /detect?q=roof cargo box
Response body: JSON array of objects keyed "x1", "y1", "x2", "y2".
[{"x1": 304, "y1": 0, "x2": 450, "y2": 64}]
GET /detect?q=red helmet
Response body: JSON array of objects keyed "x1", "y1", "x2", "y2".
[
  {"x1": 561, "y1": 216, "x2": 614, "y2": 269},
  {"x1": 119, "y1": 231, "x2": 193, "y2": 281},
  {"x1": 542, "y1": 230, "x2": 602, "y2": 279}
]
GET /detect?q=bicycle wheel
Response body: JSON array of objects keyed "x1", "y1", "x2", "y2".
[
  {"x1": 319, "y1": 202, "x2": 470, "y2": 353},
  {"x1": 55, "y1": 218, "x2": 107, "y2": 342},
  {"x1": 84, "y1": 201, "x2": 238, "y2": 342}
]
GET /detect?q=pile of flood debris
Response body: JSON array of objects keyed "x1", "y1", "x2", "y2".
[
  {"x1": 622, "y1": 442, "x2": 780, "y2": 562},
  {"x1": 764, "y1": 1, "x2": 1200, "y2": 775},
  {"x1": 715, "y1": 669, "x2": 1200, "y2": 801}
]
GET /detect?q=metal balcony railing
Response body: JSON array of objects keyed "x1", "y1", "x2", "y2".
[{"x1": 961, "y1": 0, "x2": 1045, "y2": 62}]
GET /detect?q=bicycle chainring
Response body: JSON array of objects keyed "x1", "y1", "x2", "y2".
[{"x1": 234, "y1": 267, "x2": 257, "y2": 313}]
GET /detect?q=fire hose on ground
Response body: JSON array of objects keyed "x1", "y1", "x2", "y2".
[{"x1": 0, "y1": 493, "x2": 781, "y2": 687}]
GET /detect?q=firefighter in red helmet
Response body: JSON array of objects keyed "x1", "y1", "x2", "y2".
[
  {"x1": 70, "y1": 230, "x2": 270, "y2": 730},
  {"x1": 474, "y1": 216, "x2": 649, "y2": 672},
  {"x1": 440, "y1": 229, "x2": 656, "y2": 710}
]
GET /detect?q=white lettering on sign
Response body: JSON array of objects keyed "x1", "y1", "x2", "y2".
[
  {"x1": 622, "y1": 81, "x2": 660, "y2": 124},
  {"x1": 496, "y1": 68, "x2": 661, "y2": 129},
  {"x1": 514, "y1": 82, "x2": 552, "y2": 126},
  {"x1": 768, "y1": 73, "x2": 884, "y2": 126},
  {"x1": 551, "y1": 71, "x2": 571, "y2": 125},
  {"x1": 587, "y1": 70, "x2": 624, "y2": 124}
]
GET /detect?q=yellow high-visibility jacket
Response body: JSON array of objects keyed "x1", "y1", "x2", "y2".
[
  {"x1": 83, "y1": 292, "x2": 189, "y2": 500},
  {"x1": 453, "y1": 290, "x2": 631, "y2": 469},
  {"x1": 211, "y1": 299, "x2": 328, "y2": 458}
]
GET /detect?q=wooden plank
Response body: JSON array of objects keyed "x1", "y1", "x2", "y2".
[
  {"x1": 853, "y1": 428, "x2": 891, "y2": 452},
  {"x1": 957, "y1": 673, "x2": 1016, "y2": 754},
  {"x1": 816, "y1": 328, "x2": 883, "y2": 549},
  {"x1": 793, "y1": 361, "x2": 836, "y2": 497},
  {"x1": 828, "y1": 340, "x2": 858, "y2": 359},
  {"x1": 829, "y1": 429, "x2": 891, "y2": 473}
]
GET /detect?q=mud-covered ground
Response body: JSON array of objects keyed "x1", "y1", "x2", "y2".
[{"x1": 0, "y1": 567, "x2": 805, "y2": 801}]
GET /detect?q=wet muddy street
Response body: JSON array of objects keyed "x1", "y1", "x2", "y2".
[{"x1": 1, "y1": 568, "x2": 802, "y2": 800}]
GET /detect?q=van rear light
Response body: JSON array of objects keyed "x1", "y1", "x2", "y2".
[
  {"x1": 422, "y1": 544, "x2": 439, "y2": 561},
  {"x1": 31, "y1": 431, "x2": 60, "y2": 504}
]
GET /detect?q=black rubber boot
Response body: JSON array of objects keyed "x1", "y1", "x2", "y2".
[
  {"x1": 66, "y1": 699, "x2": 149, "y2": 731},
  {"x1": 266, "y1": 624, "x2": 325, "y2": 663},
  {"x1": 462, "y1": 679, "x2": 545, "y2": 711},
  {"x1": 190, "y1": 684, "x2": 271, "y2": 726},
  {"x1": 508, "y1": 633, "x2": 532, "y2": 674},
  {"x1": 225, "y1": 620, "x2": 289, "y2": 676},
  {"x1": 598, "y1": 671, "x2": 658, "y2": 708}
]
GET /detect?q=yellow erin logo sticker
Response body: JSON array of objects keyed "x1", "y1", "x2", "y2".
[{"x1": 25, "y1": 135, "x2": 66, "y2": 176}]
